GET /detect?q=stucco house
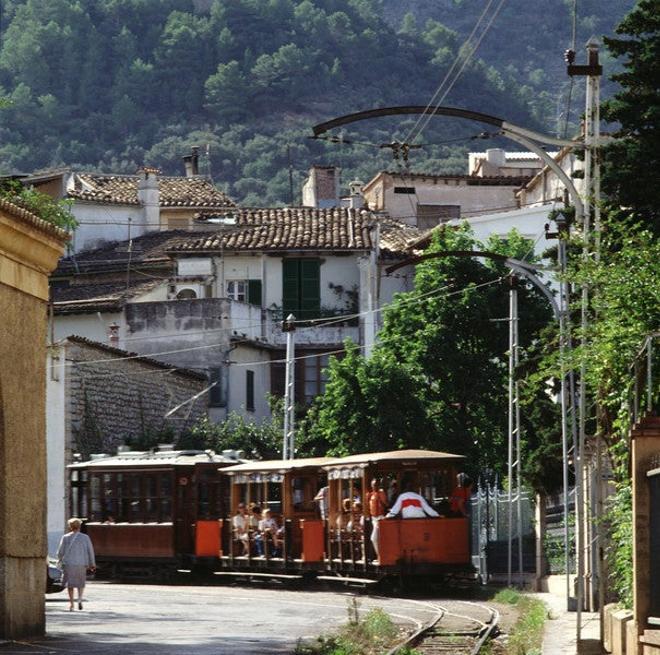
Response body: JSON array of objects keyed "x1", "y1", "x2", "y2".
[
  {"x1": 50, "y1": 206, "x2": 420, "y2": 426},
  {"x1": 23, "y1": 150, "x2": 235, "y2": 253}
]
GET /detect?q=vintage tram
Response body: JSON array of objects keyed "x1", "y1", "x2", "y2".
[
  {"x1": 68, "y1": 446, "x2": 243, "y2": 577},
  {"x1": 68, "y1": 447, "x2": 472, "y2": 581}
]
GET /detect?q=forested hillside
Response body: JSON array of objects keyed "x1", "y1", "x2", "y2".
[{"x1": 0, "y1": 0, "x2": 633, "y2": 204}]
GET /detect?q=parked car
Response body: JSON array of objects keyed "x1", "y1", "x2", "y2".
[{"x1": 46, "y1": 558, "x2": 63, "y2": 594}]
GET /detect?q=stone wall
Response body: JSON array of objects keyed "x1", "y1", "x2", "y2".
[
  {"x1": 65, "y1": 339, "x2": 207, "y2": 456},
  {"x1": 0, "y1": 200, "x2": 66, "y2": 639}
]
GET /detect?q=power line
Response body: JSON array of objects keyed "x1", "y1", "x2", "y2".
[
  {"x1": 51, "y1": 276, "x2": 505, "y2": 371},
  {"x1": 404, "y1": 0, "x2": 497, "y2": 143},
  {"x1": 410, "y1": 0, "x2": 508, "y2": 143}
]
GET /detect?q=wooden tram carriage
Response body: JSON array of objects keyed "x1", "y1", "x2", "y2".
[
  {"x1": 68, "y1": 448, "x2": 473, "y2": 581},
  {"x1": 68, "y1": 447, "x2": 242, "y2": 576}
]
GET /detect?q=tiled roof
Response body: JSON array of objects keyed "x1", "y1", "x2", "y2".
[
  {"x1": 51, "y1": 279, "x2": 164, "y2": 314},
  {"x1": 63, "y1": 335, "x2": 207, "y2": 381},
  {"x1": 54, "y1": 230, "x2": 190, "y2": 275},
  {"x1": 170, "y1": 207, "x2": 422, "y2": 256},
  {"x1": 0, "y1": 197, "x2": 69, "y2": 241},
  {"x1": 68, "y1": 173, "x2": 235, "y2": 208}
]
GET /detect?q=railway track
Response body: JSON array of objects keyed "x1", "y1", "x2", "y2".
[{"x1": 389, "y1": 600, "x2": 499, "y2": 655}]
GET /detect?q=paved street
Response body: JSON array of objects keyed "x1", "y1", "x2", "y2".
[{"x1": 1, "y1": 581, "x2": 438, "y2": 654}]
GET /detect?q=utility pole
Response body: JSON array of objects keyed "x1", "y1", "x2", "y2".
[
  {"x1": 282, "y1": 314, "x2": 296, "y2": 459},
  {"x1": 506, "y1": 275, "x2": 523, "y2": 587},
  {"x1": 567, "y1": 37, "x2": 602, "y2": 639}
]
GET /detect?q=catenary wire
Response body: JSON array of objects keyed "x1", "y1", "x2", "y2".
[{"x1": 52, "y1": 277, "x2": 505, "y2": 370}]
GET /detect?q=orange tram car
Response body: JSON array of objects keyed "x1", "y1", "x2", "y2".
[{"x1": 69, "y1": 447, "x2": 473, "y2": 582}]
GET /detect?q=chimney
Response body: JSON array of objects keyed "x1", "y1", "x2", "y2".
[
  {"x1": 341, "y1": 180, "x2": 365, "y2": 209},
  {"x1": 302, "y1": 165, "x2": 340, "y2": 208},
  {"x1": 183, "y1": 147, "x2": 200, "y2": 178},
  {"x1": 191, "y1": 146, "x2": 199, "y2": 175},
  {"x1": 486, "y1": 148, "x2": 506, "y2": 170},
  {"x1": 108, "y1": 322, "x2": 120, "y2": 347},
  {"x1": 137, "y1": 166, "x2": 161, "y2": 231}
]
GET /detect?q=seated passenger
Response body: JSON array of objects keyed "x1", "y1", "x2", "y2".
[
  {"x1": 385, "y1": 479, "x2": 439, "y2": 519},
  {"x1": 336, "y1": 498, "x2": 352, "y2": 531},
  {"x1": 232, "y1": 503, "x2": 250, "y2": 555},
  {"x1": 259, "y1": 509, "x2": 283, "y2": 556},
  {"x1": 449, "y1": 473, "x2": 472, "y2": 517},
  {"x1": 347, "y1": 501, "x2": 364, "y2": 533},
  {"x1": 250, "y1": 505, "x2": 264, "y2": 555}
]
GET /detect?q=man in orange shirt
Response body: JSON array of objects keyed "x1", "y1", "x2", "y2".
[
  {"x1": 367, "y1": 479, "x2": 388, "y2": 558},
  {"x1": 449, "y1": 473, "x2": 472, "y2": 517}
]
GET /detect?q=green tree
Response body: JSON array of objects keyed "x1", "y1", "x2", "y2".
[
  {"x1": 304, "y1": 225, "x2": 557, "y2": 486},
  {"x1": 602, "y1": 0, "x2": 660, "y2": 232}
]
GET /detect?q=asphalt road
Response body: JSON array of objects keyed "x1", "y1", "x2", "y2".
[{"x1": 2, "y1": 581, "x2": 440, "y2": 654}]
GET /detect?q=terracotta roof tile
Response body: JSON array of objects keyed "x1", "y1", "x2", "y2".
[
  {"x1": 172, "y1": 207, "x2": 422, "y2": 255},
  {"x1": 68, "y1": 173, "x2": 235, "y2": 208},
  {"x1": 51, "y1": 279, "x2": 164, "y2": 314}
]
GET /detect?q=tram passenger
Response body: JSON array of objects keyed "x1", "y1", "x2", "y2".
[
  {"x1": 314, "y1": 485, "x2": 329, "y2": 520},
  {"x1": 250, "y1": 505, "x2": 264, "y2": 555},
  {"x1": 336, "y1": 497, "x2": 352, "y2": 530},
  {"x1": 232, "y1": 503, "x2": 250, "y2": 555},
  {"x1": 259, "y1": 508, "x2": 283, "y2": 556},
  {"x1": 385, "y1": 478, "x2": 439, "y2": 519},
  {"x1": 367, "y1": 479, "x2": 388, "y2": 557},
  {"x1": 347, "y1": 501, "x2": 363, "y2": 533},
  {"x1": 449, "y1": 473, "x2": 472, "y2": 517}
]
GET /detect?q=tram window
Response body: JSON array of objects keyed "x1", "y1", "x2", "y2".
[
  {"x1": 292, "y1": 477, "x2": 305, "y2": 510},
  {"x1": 145, "y1": 475, "x2": 159, "y2": 521},
  {"x1": 160, "y1": 498, "x2": 172, "y2": 521},
  {"x1": 80, "y1": 470, "x2": 89, "y2": 518},
  {"x1": 90, "y1": 474, "x2": 102, "y2": 521},
  {"x1": 267, "y1": 482, "x2": 282, "y2": 513}
]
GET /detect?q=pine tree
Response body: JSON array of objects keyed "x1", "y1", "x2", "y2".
[{"x1": 602, "y1": 0, "x2": 660, "y2": 231}]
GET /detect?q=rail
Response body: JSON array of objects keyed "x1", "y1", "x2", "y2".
[
  {"x1": 387, "y1": 601, "x2": 499, "y2": 655},
  {"x1": 628, "y1": 333, "x2": 660, "y2": 427}
]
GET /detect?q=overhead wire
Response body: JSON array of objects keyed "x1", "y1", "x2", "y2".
[
  {"x1": 403, "y1": 0, "x2": 497, "y2": 143},
  {"x1": 52, "y1": 276, "x2": 506, "y2": 371},
  {"x1": 409, "y1": 0, "x2": 508, "y2": 144}
]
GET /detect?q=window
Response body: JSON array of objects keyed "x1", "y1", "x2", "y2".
[
  {"x1": 226, "y1": 279, "x2": 262, "y2": 306},
  {"x1": 271, "y1": 350, "x2": 331, "y2": 405},
  {"x1": 394, "y1": 186, "x2": 416, "y2": 194},
  {"x1": 176, "y1": 288, "x2": 197, "y2": 300},
  {"x1": 416, "y1": 204, "x2": 461, "y2": 229},
  {"x1": 282, "y1": 258, "x2": 320, "y2": 320},
  {"x1": 209, "y1": 367, "x2": 228, "y2": 407},
  {"x1": 246, "y1": 369, "x2": 255, "y2": 411},
  {"x1": 227, "y1": 280, "x2": 246, "y2": 302}
]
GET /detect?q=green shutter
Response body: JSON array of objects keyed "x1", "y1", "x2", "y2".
[
  {"x1": 246, "y1": 370, "x2": 255, "y2": 411},
  {"x1": 282, "y1": 259, "x2": 300, "y2": 318},
  {"x1": 248, "y1": 279, "x2": 262, "y2": 306},
  {"x1": 299, "y1": 259, "x2": 320, "y2": 319}
]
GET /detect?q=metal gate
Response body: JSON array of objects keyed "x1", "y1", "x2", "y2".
[
  {"x1": 471, "y1": 480, "x2": 536, "y2": 583},
  {"x1": 650, "y1": 470, "x2": 660, "y2": 619}
]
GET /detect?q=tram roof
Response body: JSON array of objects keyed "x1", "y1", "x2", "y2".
[
  {"x1": 68, "y1": 449, "x2": 245, "y2": 469},
  {"x1": 220, "y1": 456, "x2": 337, "y2": 475},
  {"x1": 323, "y1": 449, "x2": 464, "y2": 468}
]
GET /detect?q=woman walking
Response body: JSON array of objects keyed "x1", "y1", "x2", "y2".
[{"x1": 57, "y1": 518, "x2": 96, "y2": 611}]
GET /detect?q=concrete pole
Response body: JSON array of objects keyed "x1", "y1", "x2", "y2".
[
  {"x1": 282, "y1": 314, "x2": 296, "y2": 460},
  {"x1": 507, "y1": 277, "x2": 519, "y2": 587}
]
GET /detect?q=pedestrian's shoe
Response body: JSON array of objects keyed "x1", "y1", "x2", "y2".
[{"x1": 78, "y1": 601, "x2": 83, "y2": 610}]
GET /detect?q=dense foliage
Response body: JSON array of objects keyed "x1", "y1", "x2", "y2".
[
  {"x1": 602, "y1": 0, "x2": 660, "y2": 233},
  {"x1": 0, "y1": 0, "x2": 631, "y2": 205},
  {"x1": 0, "y1": 178, "x2": 77, "y2": 230},
  {"x1": 301, "y1": 225, "x2": 562, "y2": 490}
]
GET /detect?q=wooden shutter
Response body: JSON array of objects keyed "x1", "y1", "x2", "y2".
[
  {"x1": 246, "y1": 370, "x2": 255, "y2": 411},
  {"x1": 282, "y1": 259, "x2": 299, "y2": 318},
  {"x1": 299, "y1": 259, "x2": 320, "y2": 320},
  {"x1": 248, "y1": 279, "x2": 262, "y2": 306}
]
